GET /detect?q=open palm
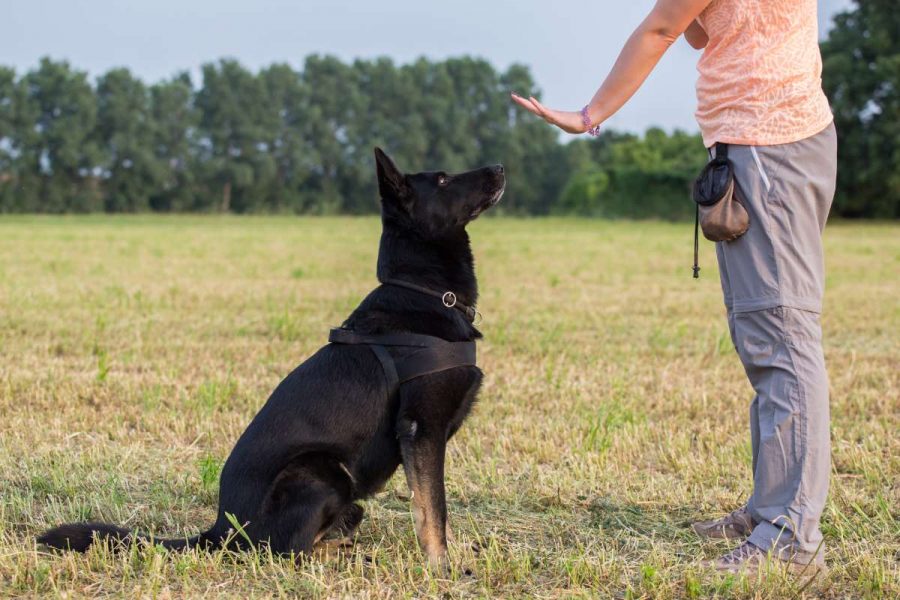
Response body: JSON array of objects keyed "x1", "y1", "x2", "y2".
[{"x1": 510, "y1": 93, "x2": 587, "y2": 134}]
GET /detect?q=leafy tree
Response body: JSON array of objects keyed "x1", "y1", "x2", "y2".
[
  {"x1": 0, "y1": 66, "x2": 17, "y2": 210},
  {"x1": 149, "y1": 73, "x2": 197, "y2": 211},
  {"x1": 17, "y1": 59, "x2": 101, "y2": 212},
  {"x1": 555, "y1": 128, "x2": 705, "y2": 219},
  {"x1": 350, "y1": 57, "x2": 427, "y2": 212},
  {"x1": 497, "y1": 63, "x2": 568, "y2": 215},
  {"x1": 557, "y1": 169, "x2": 610, "y2": 216},
  {"x1": 95, "y1": 68, "x2": 164, "y2": 211},
  {"x1": 821, "y1": 0, "x2": 900, "y2": 217},
  {"x1": 300, "y1": 55, "x2": 362, "y2": 213},
  {"x1": 257, "y1": 63, "x2": 313, "y2": 212},
  {"x1": 195, "y1": 59, "x2": 276, "y2": 212}
]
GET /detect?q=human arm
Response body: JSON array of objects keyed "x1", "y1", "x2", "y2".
[{"x1": 510, "y1": 0, "x2": 713, "y2": 134}]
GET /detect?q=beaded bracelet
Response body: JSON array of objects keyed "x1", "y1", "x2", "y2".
[{"x1": 580, "y1": 105, "x2": 601, "y2": 137}]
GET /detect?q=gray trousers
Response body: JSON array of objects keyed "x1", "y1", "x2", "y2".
[{"x1": 714, "y1": 123, "x2": 837, "y2": 556}]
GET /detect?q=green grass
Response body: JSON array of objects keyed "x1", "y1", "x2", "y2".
[{"x1": 0, "y1": 215, "x2": 897, "y2": 598}]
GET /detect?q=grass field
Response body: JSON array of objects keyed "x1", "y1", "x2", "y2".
[{"x1": 0, "y1": 215, "x2": 897, "y2": 599}]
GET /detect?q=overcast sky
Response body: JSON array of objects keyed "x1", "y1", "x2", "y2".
[{"x1": 2, "y1": 0, "x2": 854, "y2": 134}]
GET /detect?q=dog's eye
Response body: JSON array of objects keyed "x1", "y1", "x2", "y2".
[{"x1": 437, "y1": 174, "x2": 449, "y2": 186}]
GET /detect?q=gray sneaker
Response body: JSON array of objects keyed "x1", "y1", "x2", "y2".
[
  {"x1": 702, "y1": 541, "x2": 827, "y2": 578},
  {"x1": 692, "y1": 506, "x2": 756, "y2": 540}
]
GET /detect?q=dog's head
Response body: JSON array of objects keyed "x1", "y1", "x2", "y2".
[{"x1": 374, "y1": 147, "x2": 505, "y2": 236}]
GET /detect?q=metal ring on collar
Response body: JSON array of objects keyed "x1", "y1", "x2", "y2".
[{"x1": 442, "y1": 291, "x2": 457, "y2": 308}]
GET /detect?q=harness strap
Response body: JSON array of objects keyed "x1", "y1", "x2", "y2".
[
  {"x1": 329, "y1": 329, "x2": 457, "y2": 348},
  {"x1": 393, "y1": 342, "x2": 476, "y2": 383},
  {"x1": 328, "y1": 328, "x2": 476, "y2": 391},
  {"x1": 367, "y1": 344, "x2": 399, "y2": 393},
  {"x1": 380, "y1": 278, "x2": 480, "y2": 323}
]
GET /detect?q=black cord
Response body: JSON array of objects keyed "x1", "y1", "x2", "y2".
[{"x1": 693, "y1": 203, "x2": 701, "y2": 279}]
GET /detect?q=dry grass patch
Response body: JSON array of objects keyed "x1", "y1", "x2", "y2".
[{"x1": 0, "y1": 215, "x2": 897, "y2": 598}]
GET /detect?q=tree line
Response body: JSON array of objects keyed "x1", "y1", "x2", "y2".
[
  {"x1": 0, "y1": 56, "x2": 572, "y2": 215},
  {"x1": 0, "y1": 1, "x2": 895, "y2": 218}
]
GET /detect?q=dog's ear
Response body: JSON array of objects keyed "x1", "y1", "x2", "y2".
[{"x1": 374, "y1": 147, "x2": 410, "y2": 204}]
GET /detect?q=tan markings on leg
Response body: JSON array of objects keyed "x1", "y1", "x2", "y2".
[
  {"x1": 400, "y1": 439, "x2": 449, "y2": 569},
  {"x1": 408, "y1": 483, "x2": 447, "y2": 567},
  {"x1": 410, "y1": 496, "x2": 426, "y2": 541},
  {"x1": 445, "y1": 522, "x2": 455, "y2": 544}
]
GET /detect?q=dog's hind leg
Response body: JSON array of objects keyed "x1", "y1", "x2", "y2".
[
  {"x1": 266, "y1": 483, "x2": 346, "y2": 556},
  {"x1": 261, "y1": 456, "x2": 354, "y2": 556}
]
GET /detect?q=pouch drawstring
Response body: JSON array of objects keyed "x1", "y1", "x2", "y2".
[{"x1": 693, "y1": 202, "x2": 700, "y2": 279}]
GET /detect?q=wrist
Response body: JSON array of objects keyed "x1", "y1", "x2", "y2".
[{"x1": 580, "y1": 104, "x2": 602, "y2": 137}]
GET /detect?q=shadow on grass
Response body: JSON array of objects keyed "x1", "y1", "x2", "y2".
[{"x1": 588, "y1": 496, "x2": 699, "y2": 542}]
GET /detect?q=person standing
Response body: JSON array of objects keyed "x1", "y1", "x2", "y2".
[{"x1": 512, "y1": 0, "x2": 836, "y2": 578}]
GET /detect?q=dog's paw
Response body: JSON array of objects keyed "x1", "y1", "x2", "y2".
[
  {"x1": 426, "y1": 553, "x2": 451, "y2": 576},
  {"x1": 319, "y1": 536, "x2": 354, "y2": 549}
]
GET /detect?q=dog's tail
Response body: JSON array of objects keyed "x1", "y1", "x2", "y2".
[{"x1": 37, "y1": 522, "x2": 218, "y2": 553}]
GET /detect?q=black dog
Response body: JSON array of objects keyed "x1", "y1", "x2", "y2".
[{"x1": 39, "y1": 148, "x2": 505, "y2": 568}]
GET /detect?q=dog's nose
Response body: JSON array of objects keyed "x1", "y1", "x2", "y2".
[{"x1": 493, "y1": 165, "x2": 504, "y2": 175}]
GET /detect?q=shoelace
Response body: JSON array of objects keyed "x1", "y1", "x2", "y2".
[
  {"x1": 722, "y1": 506, "x2": 757, "y2": 532},
  {"x1": 721, "y1": 542, "x2": 762, "y2": 564},
  {"x1": 728, "y1": 507, "x2": 751, "y2": 525}
]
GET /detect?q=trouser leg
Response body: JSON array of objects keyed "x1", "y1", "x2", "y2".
[
  {"x1": 717, "y1": 236, "x2": 764, "y2": 515},
  {"x1": 732, "y1": 306, "x2": 830, "y2": 557}
]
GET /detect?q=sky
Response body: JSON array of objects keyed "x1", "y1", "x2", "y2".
[{"x1": 2, "y1": 0, "x2": 854, "y2": 135}]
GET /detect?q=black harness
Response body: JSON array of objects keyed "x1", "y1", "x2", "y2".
[{"x1": 328, "y1": 279, "x2": 479, "y2": 396}]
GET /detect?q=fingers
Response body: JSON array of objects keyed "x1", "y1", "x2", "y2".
[
  {"x1": 525, "y1": 96, "x2": 547, "y2": 118},
  {"x1": 509, "y1": 93, "x2": 531, "y2": 110},
  {"x1": 510, "y1": 93, "x2": 542, "y2": 118},
  {"x1": 528, "y1": 96, "x2": 546, "y2": 113},
  {"x1": 510, "y1": 92, "x2": 566, "y2": 130},
  {"x1": 529, "y1": 97, "x2": 559, "y2": 125},
  {"x1": 511, "y1": 93, "x2": 553, "y2": 123}
]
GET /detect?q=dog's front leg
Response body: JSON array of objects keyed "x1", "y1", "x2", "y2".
[{"x1": 397, "y1": 417, "x2": 449, "y2": 570}]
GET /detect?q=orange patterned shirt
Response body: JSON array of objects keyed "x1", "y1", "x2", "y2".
[{"x1": 694, "y1": 0, "x2": 833, "y2": 147}]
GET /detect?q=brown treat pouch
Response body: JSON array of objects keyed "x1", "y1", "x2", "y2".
[
  {"x1": 693, "y1": 143, "x2": 749, "y2": 241},
  {"x1": 690, "y1": 143, "x2": 749, "y2": 278},
  {"x1": 698, "y1": 182, "x2": 749, "y2": 241}
]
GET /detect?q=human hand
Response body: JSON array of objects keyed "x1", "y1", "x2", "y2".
[{"x1": 510, "y1": 93, "x2": 591, "y2": 135}]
